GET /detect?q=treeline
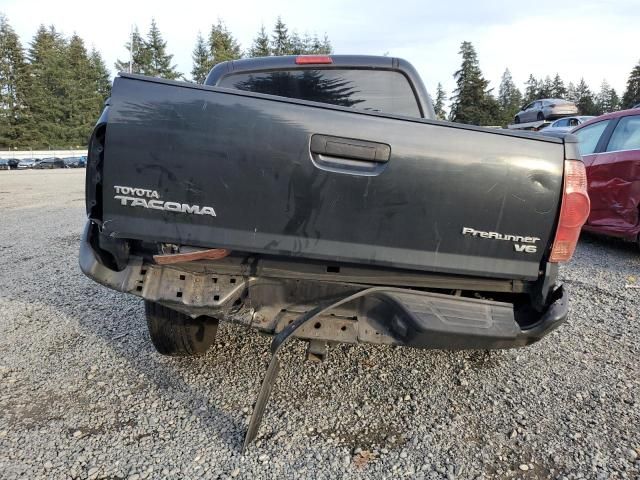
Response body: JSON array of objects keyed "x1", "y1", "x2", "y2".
[
  {"x1": 0, "y1": 15, "x2": 110, "y2": 149},
  {"x1": 3, "y1": 13, "x2": 640, "y2": 148},
  {"x1": 436, "y1": 41, "x2": 640, "y2": 125},
  {"x1": 0, "y1": 15, "x2": 331, "y2": 149},
  {"x1": 190, "y1": 18, "x2": 332, "y2": 83},
  {"x1": 115, "y1": 16, "x2": 331, "y2": 83}
]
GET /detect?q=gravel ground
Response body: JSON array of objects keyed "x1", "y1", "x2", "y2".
[{"x1": 0, "y1": 169, "x2": 638, "y2": 480}]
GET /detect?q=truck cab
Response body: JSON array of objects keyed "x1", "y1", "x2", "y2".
[{"x1": 204, "y1": 55, "x2": 436, "y2": 120}]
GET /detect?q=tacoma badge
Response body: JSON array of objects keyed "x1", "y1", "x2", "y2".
[{"x1": 113, "y1": 185, "x2": 216, "y2": 217}]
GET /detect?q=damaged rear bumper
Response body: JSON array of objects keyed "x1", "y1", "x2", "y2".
[
  {"x1": 80, "y1": 221, "x2": 568, "y2": 350},
  {"x1": 359, "y1": 286, "x2": 567, "y2": 349}
]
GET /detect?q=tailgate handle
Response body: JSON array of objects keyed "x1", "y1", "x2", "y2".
[{"x1": 310, "y1": 134, "x2": 391, "y2": 163}]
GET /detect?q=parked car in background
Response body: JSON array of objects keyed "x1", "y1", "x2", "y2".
[
  {"x1": 6, "y1": 158, "x2": 21, "y2": 169},
  {"x1": 17, "y1": 159, "x2": 37, "y2": 169},
  {"x1": 64, "y1": 156, "x2": 86, "y2": 168},
  {"x1": 541, "y1": 116, "x2": 595, "y2": 134},
  {"x1": 33, "y1": 157, "x2": 65, "y2": 169},
  {"x1": 0, "y1": 159, "x2": 9, "y2": 170},
  {"x1": 514, "y1": 99, "x2": 578, "y2": 123},
  {"x1": 634, "y1": 103, "x2": 640, "y2": 109},
  {"x1": 572, "y1": 108, "x2": 640, "y2": 245}
]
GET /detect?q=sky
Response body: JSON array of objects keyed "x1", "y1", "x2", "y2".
[{"x1": 2, "y1": 0, "x2": 639, "y2": 104}]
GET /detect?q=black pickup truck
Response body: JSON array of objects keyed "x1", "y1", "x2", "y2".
[{"x1": 80, "y1": 55, "x2": 589, "y2": 446}]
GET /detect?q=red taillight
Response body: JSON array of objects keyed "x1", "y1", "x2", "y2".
[
  {"x1": 549, "y1": 160, "x2": 590, "y2": 263},
  {"x1": 295, "y1": 55, "x2": 333, "y2": 65}
]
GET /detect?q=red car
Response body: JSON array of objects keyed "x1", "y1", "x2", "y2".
[{"x1": 572, "y1": 109, "x2": 640, "y2": 246}]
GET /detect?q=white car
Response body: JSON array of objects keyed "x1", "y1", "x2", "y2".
[{"x1": 541, "y1": 116, "x2": 595, "y2": 133}]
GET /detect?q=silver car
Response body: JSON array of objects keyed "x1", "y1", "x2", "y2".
[
  {"x1": 17, "y1": 159, "x2": 37, "y2": 169},
  {"x1": 540, "y1": 116, "x2": 595, "y2": 133},
  {"x1": 514, "y1": 99, "x2": 578, "y2": 124}
]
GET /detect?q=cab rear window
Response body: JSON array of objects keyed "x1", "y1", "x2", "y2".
[{"x1": 217, "y1": 69, "x2": 421, "y2": 117}]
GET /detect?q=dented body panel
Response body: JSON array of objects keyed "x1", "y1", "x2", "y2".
[
  {"x1": 583, "y1": 149, "x2": 640, "y2": 240},
  {"x1": 574, "y1": 109, "x2": 640, "y2": 243}
]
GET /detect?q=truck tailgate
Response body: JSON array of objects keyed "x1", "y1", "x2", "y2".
[{"x1": 95, "y1": 75, "x2": 566, "y2": 280}]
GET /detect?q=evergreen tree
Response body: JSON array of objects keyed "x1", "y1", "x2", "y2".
[
  {"x1": 538, "y1": 76, "x2": 553, "y2": 98},
  {"x1": 566, "y1": 81, "x2": 577, "y2": 103},
  {"x1": 289, "y1": 31, "x2": 305, "y2": 55},
  {"x1": 608, "y1": 88, "x2": 620, "y2": 112},
  {"x1": 0, "y1": 19, "x2": 109, "y2": 149},
  {"x1": 596, "y1": 80, "x2": 619, "y2": 114},
  {"x1": 88, "y1": 47, "x2": 111, "y2": 100},
  {"x1": 497, "y1": 68, "x2": 522, "y2": 125},
  {"x1": 550, "y1": 73, "x2": 567, "y2": 98},
  {"x1": 144, "y1": 19, "x2": 180, "y2": 79},
  {"x1": 574, "y1": 78, "x2": 598, "y2": 115},
  {"x1": 301, "y1": 33, "x2": 315, "y2": 54},
  {"x1": 208, "y1": 20, "x2": 242, "y2": 66},
  {"x1": 308, "y1": 34, "x2": 323, "y2": 54},
  {"x1": 63, "y1": 35, "x2": 110, "y2": 146},
  {"x1": 27, "y1": 25, "x2": 69, "y2": 147},
  {"x1": 0, "y1": 14, "x2": 32, "y2": 148},
  {"x1": 449, "y1": 41, "x2": 499, "y2": 125},
  {"x1": 191, "y1": 32, "x2": 212, "y2": 83},
  {"x1": 248, "y1": 25, "x2": 270, "y2": 57},
  {"x1": 524, "y1": 74, "x2": 540, "y2": 104},
  {"x1": 433, "y1": 82, "x2": 447, "y2": 120},
  {"x1": 319, "y1": 34, "x2": 332, "y2": 54},
  {"x1": 295, "y1": 32, "x2": 331, "y2": 55},
  {"x1": 64, "y1": 34, "x2": 95, "y2": 145},
  {"x1": 18, "y1": 25, "x2": 111, "y2": 148},
  {"x1": 271, "y1": 17, "x2": 290, "y2": 56},
  {"x1": 114, "y1": 26, "x2": 149, "y2": 74},
  {"x1": 622, "y1": 59, "x2": 640, "y2": 108}
]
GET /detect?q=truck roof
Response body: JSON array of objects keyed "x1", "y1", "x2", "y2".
[{"x1": 204, "y1": 54, "x2": 435, "y2": 119}]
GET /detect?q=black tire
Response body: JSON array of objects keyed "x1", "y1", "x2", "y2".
[
  {"x1": 145, "y1": 301, "x2": 218, "y2": 356},
  {"x1": 514, "y1": 116, "x2": 520, "y2": 124},
  {"x1": 537, "y1": 112, "x2": 544, "y2": 121}
]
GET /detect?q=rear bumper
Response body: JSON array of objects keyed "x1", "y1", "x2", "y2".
[
  {"x1": 359, "y1": 286, "x2": 568, "y2": 350},
  {"x1": 546, "y1": 110, "x2": 578, "y2": 119},
  {"x1": 80, "y1": 221, "x2": 568, "y2": 350}
]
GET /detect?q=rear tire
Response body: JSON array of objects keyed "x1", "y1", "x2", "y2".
[
  {"x1": 145, "y1": 301, "x2": 219, "y2": 356},
  {"x1": 537, "y1": 112, "x2": 544, "y2": 121},
  {"x1": 514, "y1": 116, "x2": 520, "y2": 124}
]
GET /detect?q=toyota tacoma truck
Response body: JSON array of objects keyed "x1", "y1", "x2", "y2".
[{"x1": 80, "y1": 55, "x2": 590, "y2": 447}]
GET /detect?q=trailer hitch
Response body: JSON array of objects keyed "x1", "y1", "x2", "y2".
[{"x1": 243, "y1": 286, "x2": 389, "y2": 452}]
